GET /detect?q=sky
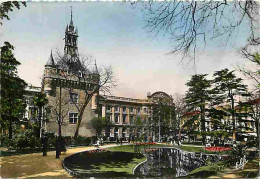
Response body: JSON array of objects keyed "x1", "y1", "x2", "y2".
[{"x1": 1, "y1": 2, "x2": 256, "y2": 99}]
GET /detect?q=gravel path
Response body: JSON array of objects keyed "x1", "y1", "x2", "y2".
[{"x1": 0, "y1": 144, "x2": 118, "y2": 178}]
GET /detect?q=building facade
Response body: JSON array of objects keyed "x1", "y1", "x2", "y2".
[
  {"x1": 38, "y1": 11, "x2": 175, "y2": 139},
  {"x1": 98, "y1": 91, "x2": 175, "y2": 141}
]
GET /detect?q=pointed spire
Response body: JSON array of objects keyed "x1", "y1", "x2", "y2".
[
  {"x1": 45, "y1": 50, "x2": 55, "y2": 67},
  {"x1": 93, "y1": 60, "x2": 99, "y2": 74},
  {"x1": 69, "y1": 6, "x2": 74, "y2": 27}
]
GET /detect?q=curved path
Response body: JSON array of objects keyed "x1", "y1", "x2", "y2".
[{"x1": 0, "y1": 144, "x2": 118, "y2": 178}]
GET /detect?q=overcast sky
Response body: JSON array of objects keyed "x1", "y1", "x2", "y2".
[{"x1": 1, "y1": 2, "x2": 255, "y2": 99}]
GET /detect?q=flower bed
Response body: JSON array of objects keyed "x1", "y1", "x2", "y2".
[
  {"x1": 134, "y1": 142, "x2": 157, "y2": 146},
  {"x1": 85, "y1": 149, "x2": 110, "y2": 157},
  {"x1": 205, "y1": 146, "x2": 232, "y2": 152}
]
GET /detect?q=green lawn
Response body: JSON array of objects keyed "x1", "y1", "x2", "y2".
[
  {"x1": 180, "y1": 145, "x2": 204, "y2": 153},
  {"x1": 86, "y1": 153, "x2": 146, "y2": 176},
  {"x1": 64, "y1": 144, "x2": 170, "y2": 177},
  {"x1": 237, "y1": 158, "x2": 259, "y2": 178},
  {"x1": 188, "y1": 161, "x2": 225, "y2": 177},
  {"x1": 108, "y1": 144, "x2": 168, "y2": 153}
]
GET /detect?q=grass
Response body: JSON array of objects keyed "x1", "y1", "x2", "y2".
[
  {"x1": 180, "y1": 146, "x2": 204, "y2": 153},
  {"x1": 63, "y1": 144, "x2": 168, "y2": 177},
  {"x1": 64, "y1": 150, "x2": 146, "y2": 177},
  {"x1": 188, "y1": 161, "x2": 226, "y2": 177},
  {"x1": 237, "y1": 158, "x2": 259, "y2": 178},
  {"x1": 0, "y1": 148, "x2": 56, "y2": 156},
  {"x1": 108, "y1": 144, "x2": 168, "y2": 153},
  {"x1": 189, "y1": 157, "x2": 259, "y2": 178}
]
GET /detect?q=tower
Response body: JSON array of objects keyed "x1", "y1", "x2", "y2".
[{"x1": 64, "y1": 7, "x2": 78, "y2": 62}]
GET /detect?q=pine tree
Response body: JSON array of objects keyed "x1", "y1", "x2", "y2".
[
  {"x1": 33, "y1": 92, "x2": 48, "y2": 138},
  {"x1": 212, "y1": 68, "x2": 248, "y2": 141},
  {"x1": 0, "y1": 42, "x2": 27, "y2": 139},
  {"x1": 185, "y1": 74, "x2": 211, "y2": 144}
]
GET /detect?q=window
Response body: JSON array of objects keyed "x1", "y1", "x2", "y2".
[
  {"x1": 106, "y1": 114, "x2": 112, "y2": 122},
  {"x1": 114, "y1": 127, "x2": 119, "y2": 138},
  {"x1": 115, "y1": 115, "x2": 119, "y2": 123},
  {"x1": 137, "y1": 108, "x2": 141, "y2": 114},
  {"x1": 115, "y1": 106, "x2": 119, "y2": 112},
  {"x1": 130, "y1": 116, "x2": 134, "y2": 124},
  {"x1": 123, "y1": 114, "x2": 127, "y2": 124},
  {"x1": 143, "y1": 108, "x2": 147, "y2": 113},
  {"x1": 123, "y1": 106, "x2": 127, "y2": 113},
  {"x1": 106, "y1": 105, "x2": 111, "y2": 111},
  {"x1": 70, "y1": 93, "x2": 79, "y2": 103},
  {"x1": 122, "y1": 128, "x2": 126, "y2": 138},
  {"x1": 69, "y1": 113, "x2": 78, "y2": 124},
  {"x1": 130, "y1": 107, "x2": 134, "y2": 113}
]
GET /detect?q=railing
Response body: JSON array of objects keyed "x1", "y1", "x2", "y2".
[{"x1": 235, "y1": 155, "x2": 248, "y2": 170}]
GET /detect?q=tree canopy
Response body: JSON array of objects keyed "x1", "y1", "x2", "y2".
[{"x1": 0, "y1": 42, "x2": 27, "y2": 138}]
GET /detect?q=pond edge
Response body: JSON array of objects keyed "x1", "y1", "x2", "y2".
[{"x1": 132, "y1": 157, "x2": 147, "y2": 175}]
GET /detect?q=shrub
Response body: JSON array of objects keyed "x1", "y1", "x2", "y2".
[
  {"x1": 7, "y1": 128, "x2": 41, "y2": 150},
  {"x1": 1, "y1": 136, "x2": 13, "y2": 148},
  {"x1": 45, "y1": 132, "x2": 56, "y2": 148},
  {"x1": 74, "y1": 136, "x2": 92, "y2": 146}
]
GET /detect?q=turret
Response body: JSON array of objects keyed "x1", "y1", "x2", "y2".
[{"x1": 45, "y1": 50, "x2": 55, "y2": 67}]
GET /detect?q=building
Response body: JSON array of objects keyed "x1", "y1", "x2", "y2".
[
  {"x1": 98, "y1": 91, "x2": 175, "y2": 141},
  {"x1": 39, "y1": 10, "x2": 175, "y2": 140}
]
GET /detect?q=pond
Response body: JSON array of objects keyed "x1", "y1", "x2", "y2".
[
  {"x1": 63, "y1": 147, "x2": 224, "y2": 178},
  {"x1": 134, "y1": 147, "x2": 224, "y2": 177}
]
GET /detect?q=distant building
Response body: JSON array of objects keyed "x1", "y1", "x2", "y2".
[
  {"x1": 23, "y1": 84, "x2": 41, "y2": 123},
  {"x1": 98, "y1": 91, "x2": 175, "y2": 141}
]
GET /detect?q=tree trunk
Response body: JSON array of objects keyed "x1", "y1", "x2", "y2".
[
  {"x1": 230, "y1": 95, "x2": 236, "y2": 141},
  {"x1": 38, "y1": 107, "x2": 42, "y2": 138},
  {"x1": 73, "y1": 92, "x2": 94, "y2": 139},
  {"x1": 58, "y1": 121, "x2": 62, "y2": 137},
  {"x1": 200, "y1": 106, "x2": 206, "y2": 145},
  {"x1": 59, "y1": 86, "x2": 62, "y2": 137},
  {"x1": 8, "y1": 120, "x2": 12, "y2": 139},
  {"x1": 74, "y1": 116, "x2": 81, "y2": 138}
]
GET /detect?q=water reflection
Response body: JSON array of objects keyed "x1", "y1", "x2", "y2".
[{"x1": 134, "y1": 147, "x2": 223, "y2": 177}]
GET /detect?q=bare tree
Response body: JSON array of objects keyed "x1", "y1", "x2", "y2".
[
  {"x1": 54, "y1": 51, "x2": 116, "y2": 138},
  {"x1": 172, "y1": 93, "x2": 186, "y2": 142},
  {"x1": 46, "y1": 89, "x2": 70, "y2": 137},
  {"x1": 238, "y1": 37, "x2": 260, "y2": 90},
  {"x1": 142, "y1": 1, "x2": 259, "y2": 62}
]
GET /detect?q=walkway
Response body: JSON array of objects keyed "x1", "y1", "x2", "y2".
[
  {"x1": 0, "y1": 144, "x2": 117, "y2": 178},
  {"x1": 208, "y1": 158, "x2": 259, "y2": 178}
]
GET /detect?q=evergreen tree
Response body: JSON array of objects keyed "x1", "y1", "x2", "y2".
[
  {"x1": 185, "y1": 74, "x2": 211, "y2": 144},
  {"x1": 33, "y1": 92, "x2": 48, "y2": 138},
  {"x1": 0, "y1": 42, "x2": 27, "y2": 139},
  {"x1": 212, "y1": 68, "x2": 248, "y2": 141}
]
